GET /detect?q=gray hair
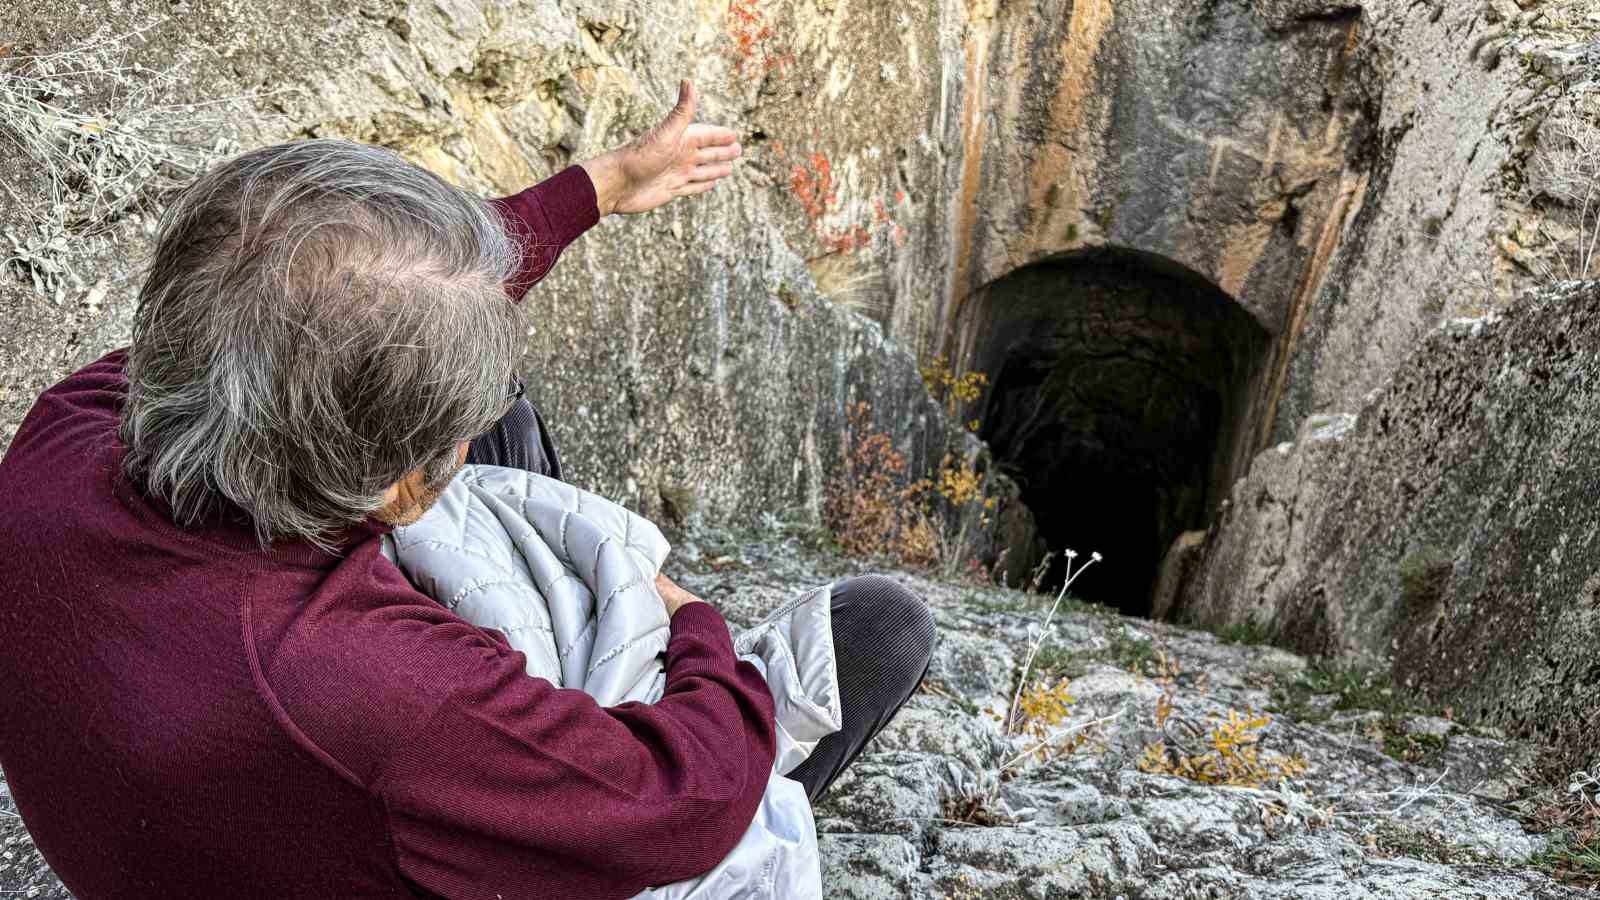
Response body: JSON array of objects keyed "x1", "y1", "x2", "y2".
[{"x1": 121, "y1": 138, "x2": 523, "y2": 550}]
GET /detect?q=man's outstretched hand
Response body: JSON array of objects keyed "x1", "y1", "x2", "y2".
[{"x1": 579, "y1": 79, "x2": 742, "y2": 216}]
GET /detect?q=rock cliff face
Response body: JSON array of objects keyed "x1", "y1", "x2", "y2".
[
  {"x1": 0, "y1": 0, "x2": 993, "y2": 537},
  {"x1": 5, "y1": 0, "x2": 1588, "y2": 536},
  {"x1": 0, "y1": 0, "x2": 1364, "y2": 600},
  {"x1": 947, "y1": 0, "x2": 1599, "y2": 620},
  {"x1": 1163, "y1": 4, "x2": 1600, "y2": 774},
  {"x1": 1179, "y1": 282, "x2": 1600, "y2": 774}
]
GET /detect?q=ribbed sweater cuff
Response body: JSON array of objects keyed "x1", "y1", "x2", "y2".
[
  {"x1": 666, "y1": 602, "x2": 735, "y2": 659},
  {"x1": 520, "y1": 164, "x2": 600, "y2": 245}
]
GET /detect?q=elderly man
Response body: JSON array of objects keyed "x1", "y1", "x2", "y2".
[{"x1": 0, "y1": 80, "x2": 934, "y2": 898}]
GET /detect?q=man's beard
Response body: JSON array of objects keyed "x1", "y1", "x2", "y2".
[{"x1": 375, "y1": 455, "x2": 465, "y2": 527}]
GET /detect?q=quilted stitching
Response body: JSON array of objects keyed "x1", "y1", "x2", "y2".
[
  {"x1": 444, "y1": 578, "x2": 543, "y2": 612},
  {"x1": 385, "y1": 464, "x2": 837, "y2": 899}
]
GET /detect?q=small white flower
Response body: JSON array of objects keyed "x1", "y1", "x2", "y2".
[
  {"x1": 1091, "y1": 552, "x2": 1103, "y2": 562},
  {"x1": 1065, "y1": 549, "x2": 1078, "y2": 559}
]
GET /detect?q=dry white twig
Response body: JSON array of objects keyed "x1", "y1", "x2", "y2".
[
  {"x1": 1003, "y1": 549, "x2": 1102, "y2": 736},
  {"x1": 999, "y1": 706, "x2": 1124, "y2": 772},
  {"x1": 1533, "y1": 101, "x2": 1600, "y2": 282},
  {"x1": 1326, "y1": 768, "x2": 1451, "y2": 818},
  {"x1": 0, "y1": 22, "x2": 281, "y2": 297}
]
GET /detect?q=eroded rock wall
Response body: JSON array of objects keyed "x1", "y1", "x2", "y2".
[
  {"x1": 1179, "y1": 282, "x2": 1600, "y2": 771},
  {"x1": 1270, "y1": 0, "x2": 1600, "y2": 446},
  {"x1": 946, "y1": 0, "x2": 1594, "y2": 454},
  {"x1": 944, "y1": 0, "x2": 1371, "y2": 495},
  {"x1": 946, "y1": 0, "x2": 1365, "y2": 335},
  {"x1": 6, "y1": 1, "x2": 1586, "y2": 523},
  {"x1": 0, "y1": 0, "x2": 991, "y2": 533},
  {"x1": 1172, "y1": 2, "x2": 1600, "y2": 768}
]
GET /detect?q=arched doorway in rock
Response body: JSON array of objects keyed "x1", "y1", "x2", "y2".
[{"x1": 953, "y1": 248, "x2": 1270, "y2": 615}]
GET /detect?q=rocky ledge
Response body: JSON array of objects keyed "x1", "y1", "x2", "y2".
[
  {"x1": 676, "y1": 527, "x2": 1592, "y2": 899},
  {"x1": 3, "y1": 528, "x2": 1593, "y2": 898}
]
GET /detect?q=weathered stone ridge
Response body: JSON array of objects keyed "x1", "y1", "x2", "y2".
[
  {"x1": 5, "y1": 537, "x2": 1592, "y2": 896},
  {"x1": 1179, "y1": 282, "x2": 1600, "y2": 772}
]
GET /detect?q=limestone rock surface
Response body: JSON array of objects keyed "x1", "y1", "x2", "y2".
[
  {"x1": 1180, "y1": 280, "x2": 1600, "y2": 774},
  {"x1": 5, "y1": 535, "x2": 1588, "y2": 896}
]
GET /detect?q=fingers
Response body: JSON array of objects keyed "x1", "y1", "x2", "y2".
[
  {"x1": 686, "y1": 122, "x2": 740, "y2": 147},
  {"x1": 688, "y1": 162, "x2": 735, "y2": 182},
  {"x1": 695, "y1": 142, "x2": 742, "y2": 164},
  {"x1": 675, "y1": 179, "x2": 719, "y2": 197}
]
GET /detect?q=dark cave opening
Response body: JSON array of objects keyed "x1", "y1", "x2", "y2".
[{"x1": 960, "y1": 249, "x2": 1269, "y2": 616}]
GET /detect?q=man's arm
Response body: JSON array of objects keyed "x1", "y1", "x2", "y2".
[
  {"x1": 491, "y1": 165, "x2": 600, "y2": 301},
  {"x1": 491, "y1": 79, "x2": 741, "y2": 302},
  {"x1": 370, "y1": 600, "x2": 777, "y2": 897}
]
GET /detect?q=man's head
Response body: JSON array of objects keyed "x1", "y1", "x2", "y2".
[{"x1": 120, "y1": 139, "x2": 523, "y2": 550}]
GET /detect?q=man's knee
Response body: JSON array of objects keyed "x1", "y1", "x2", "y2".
[{"x1": 832, "y1": 574, "x2": 936, "y2": 679}]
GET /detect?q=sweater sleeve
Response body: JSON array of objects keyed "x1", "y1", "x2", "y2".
[
  {"x1": 491, "y1": 164, "x2": 602, "y2": 302},
  {"x1": 374, "y1": 601, "x2": 778, "y2": 899}
]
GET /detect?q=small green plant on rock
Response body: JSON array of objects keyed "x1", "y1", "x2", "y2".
[
  {"x1": 1028, "y1": 640, "x2": 1093, "y2": 682},
  {"x1": 1268, "y1": 660, "x2": 1464, "y2": 764},
  {"x1": 1530, "y1": 769, "x2": 1600, "y2": 889},
  {"x1": 1103, "y1": 628, "x2": 1159, "y2": 674},
  {"x1": 1533, "y1": 834, "x2": 1600, "y2": 889},
  {"x1": 1382, "y1": 729, "x2": 1451, "y2": 766},
  {"x1": 1021, "y1": 619, "x2": 1159, "y2": 683},
  {"x1": 1270, "y1": 661, "x2": 1411, "y2": 724},
  {"x1": 1213, "y1": 618, "x2": 1274, "y2": 646},
  {"x1": 1398, "y1": 543, "x2": 1454, "y2": 615},
  {"x1": 1368, "y1": 823, "x2": 1490, "y2": 866}
]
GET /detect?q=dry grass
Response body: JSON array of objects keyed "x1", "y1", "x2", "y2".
[
  {"x1": 0, "y1": 23, "x2": 265, "y2": 297},
  {"x1": 1530, "y1": 769, "x2": 1600, "y2": 888},
  {"x1": 807, "y1": 254, "x2": 886, "y2": 316},
  {"x1": 1532, "y1": 107, "x2": 1600, "y2": 283}
]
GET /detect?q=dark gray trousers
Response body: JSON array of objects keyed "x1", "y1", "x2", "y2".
[{"x1": 468, "y1": 399, "x2": 937, "y2": 801}]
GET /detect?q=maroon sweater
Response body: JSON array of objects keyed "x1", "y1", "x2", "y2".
[{"x1": 0, "y1": 165, "x2": 777, "y2": 899}]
